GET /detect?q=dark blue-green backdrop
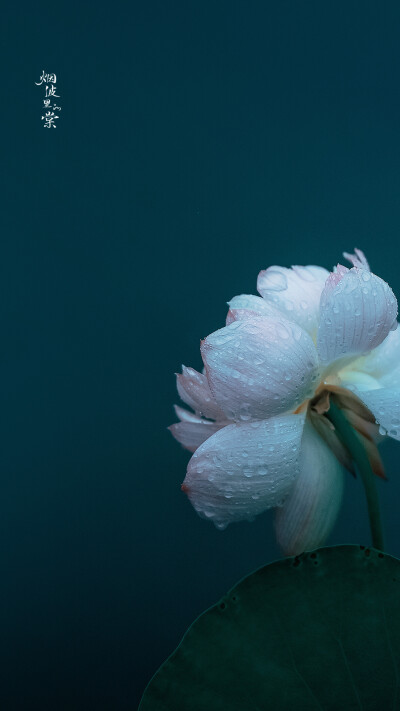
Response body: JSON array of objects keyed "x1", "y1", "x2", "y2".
[{"x1": 1, "y1": 1, "x2": 400, "y2": 708}]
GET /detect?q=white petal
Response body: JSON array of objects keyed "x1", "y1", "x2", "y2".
[
  {"x1": 201, "y1": 317, "x2": 319, "y2": 421},
  {"x1": 317, "y1": 266, "x2": 398, "y2": 367},
  {"x1": 348, "y1": 323, "x2": 400, "y2": 380},
  {"x1": 352, "y1": 387, "x2": 400, "y2": 440},
  {"x1": 380, "y1": 364, "x2": 400, "y2": 388},
  {"x1": 257, "y1": 264, "x2": 329, "y2": 336},
  {"x1": 169, "y1": 419, "x2": 224, "y2": 452},
  {"x1": 275, "y1": 420, "x2": 344, "y2": 555},
  {"x1": 182, "y1": 414, "x2": 305, "y2": 529},
  {"x1": 337, "y1": 370, "x2": 381, "y2": 392},
  {"x1": 226, "y1": 294, "x2": 281, "y2": 325},
  {"x1": 176, "y1": 366, "x2": 226, "y2": 421}
]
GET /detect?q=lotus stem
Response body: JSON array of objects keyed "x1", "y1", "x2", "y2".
[{"x1": 327, "y1": 397, "x2": 384, "y2": 552}]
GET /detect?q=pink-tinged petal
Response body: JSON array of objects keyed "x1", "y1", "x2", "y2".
[
  {"x1": 182, "y1": 414, "x2": 305, "y2": 529},
  {"x1": 169, "y1": 419, "x2": 224, "y2": 453},
  {"x1": 257, "y1": 264, "x2": 329, "y2": 336},
  {"x1": 226, "y1": 294, "x2": 280, "y2": 326},
  {"x1": 176, "y1": 366, "x2": 226, "y2": 421},
  {"x1": 317, "y1": 266, "x2": 398, "y2": 367},
  {"x1": 349, "y1": 323, "x2": 400, "y2": 380},
  {"x1": 174, "y1": 405, "x2": 205, "y2": 423},
  {"x1": 275, "y1": 420, "x2": 344, "y2": 556},
  {"x1": 351, "y1": 387, "x2": 400, "y2": 441},
  {"x1": 226, "y1": 308, "x2": 260, "y2": 325},
  {"x1": 338, "y1": 407, "x2": 381, "y2": 445},
  {"x1": 201, "y1": 317, "x2": 319, "y2": 421}
]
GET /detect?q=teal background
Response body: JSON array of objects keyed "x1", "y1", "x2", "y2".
[{"x1": 2, "y1": 1, "x2": 400, "y2": 708}]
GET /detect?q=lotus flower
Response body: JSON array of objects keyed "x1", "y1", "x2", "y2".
[{"x1": 169, "y1": 249, "x2": 399, "y2": 555}]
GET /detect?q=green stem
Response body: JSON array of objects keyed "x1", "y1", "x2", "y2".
[{"x1": 326, "y1": 398, "x2": 384, "y2": 552}]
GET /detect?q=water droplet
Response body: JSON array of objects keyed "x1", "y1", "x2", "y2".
[
  {"x1": 239, "y1": 412, "x2": 251, "y2": 422},
  {"x1": 276, "y1": 323, "x2": 290, "y2": 339}
]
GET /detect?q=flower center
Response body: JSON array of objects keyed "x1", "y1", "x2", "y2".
[{"x1": 295, "y1": 382, "x2": 385, "y2": 480}]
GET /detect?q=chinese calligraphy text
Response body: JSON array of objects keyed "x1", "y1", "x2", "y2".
[{"x1": 35, "y1": 70, "x2": 62, "y2": 128}]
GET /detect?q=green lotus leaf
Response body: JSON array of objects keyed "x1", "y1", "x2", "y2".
[{"x1": 139, "y1": 545, "x2": 400, "y2": 710}]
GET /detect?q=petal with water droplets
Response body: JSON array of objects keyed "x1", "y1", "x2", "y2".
[
  {"x1": 182, "y1": 414, "x2": 305, "y2": 529},
  {"x1": 176, "y1": 366, "x2": 226, "y2": 421},
  {"x1": 201, "y1": 317, "x2": 319, "y2": 421},
  {"x1": 169, "y1": 418, "x2": 224, "y2": 453},
  {"x1": 257, "y1": 265, "x2": 329, "y2": 336},
  {"x1": 317, "y1": 267, "x2": 398, "y2": 367},
  {"x1": 349, "y1": 323, "x2": 400, "y2": 381}
]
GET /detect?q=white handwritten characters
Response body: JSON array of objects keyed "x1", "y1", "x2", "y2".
[
  {"x1": 41, "y1": 111, "x2": 59, "y2": 128},
  {"x1": 45, "y1": 85, "x2": 60, "y2": 98},
  {"x1": 35, "y1": 71, "x2": 57, "y2": 85},
  {"x1": 36, "y1": 71, "x2": 61, "y2": 127},
  {"x1": 43, "y1": 99, "x2": 62, "y2": 111}
]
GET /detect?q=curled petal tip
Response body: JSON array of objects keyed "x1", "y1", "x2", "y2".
[{"x1": 343, "y1": 248, "x2": 370, "y2": 271}]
